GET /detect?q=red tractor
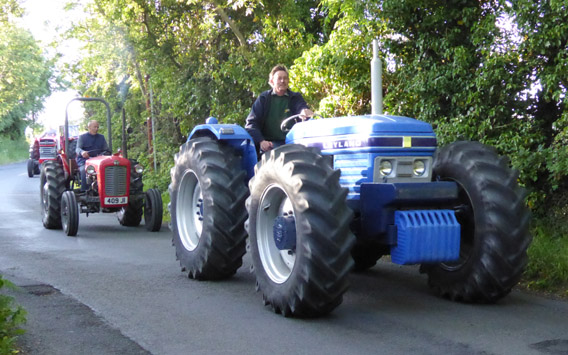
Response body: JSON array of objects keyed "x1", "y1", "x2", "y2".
[
  {"x1": 28, "y1": 126, "x2": 80, "y2": 178},
  {"x1": 40, "y1": 97, "x2": 163, "y2": 236}
]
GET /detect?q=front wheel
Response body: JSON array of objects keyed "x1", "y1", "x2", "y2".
[
  {"x1": 246, "y1": 144, "x2": 355, "y2": 317},
  {"x1": 144, "y1": 188, "x2": 163, "y2": 232},
  {"x1": 27, "y1": 159, "x2": 34, "y2": 178},
  {"x1": 61, "y1": 191, "x2": 79, "y2": 237},
  {"x1": 117, "y1": 171, "x2": 144, "y2": 227},
  {"x1": 422, "y1": 141, "x2": 532, "y2": 303},
  {"x1": 169, "y1": 137, "x2": 248, "y2": 280}
]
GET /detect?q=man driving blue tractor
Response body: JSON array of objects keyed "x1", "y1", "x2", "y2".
[{"x1": 245, "y1": 64, "x2": 313, "y2": 153}]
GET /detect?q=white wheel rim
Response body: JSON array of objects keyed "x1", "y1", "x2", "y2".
[
  {"x1": 256, "y1": 184, "x2": 296, "y2": 284},
  {"x1": 42, "y1": 182, "x2": 49, "y2": 212},
  {"x1": 177, "y1": 169, "x2": 203, "y2": 251}
]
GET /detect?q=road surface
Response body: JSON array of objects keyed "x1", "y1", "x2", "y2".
[{"x1": 1, "y1": 161, "x2": 567, "y2": 355}]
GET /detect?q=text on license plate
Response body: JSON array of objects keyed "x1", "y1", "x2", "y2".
[{"x1": 104, "y1": 196, "x2": 128, "y2": 205}]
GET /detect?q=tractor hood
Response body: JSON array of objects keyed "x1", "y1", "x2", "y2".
[
  {"x1": 286, "y1": 114, "x2": 437, "y2": 152},
  {"x1": 287, "y1": 115, "x2": 434, "y2": 141}
]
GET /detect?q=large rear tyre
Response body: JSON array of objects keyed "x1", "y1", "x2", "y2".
[
  {"x1": 40, "y1": 160, "x2": 66, "y2": 229},
  {"x1": 27, "y1": 159, "x2": 34, "y2": 178},
  {"x1": 61, "y1": 191, "x2": 79, "y2": 237},
  {"x1": 246, "y1": 144, "x2": 355, "y2": 317},
  {"x1": 169, "y1": 137, "x2": 248, "y2": 280},
  {"x1": 144, "y1": 188, "x2": 163, "y2": 232},
  {"x1": 117, "y1": 169, "x2": 144, "y2": 227},
  {"x1": 422, "y1": 141, "x2": 531, "y2": 303}
]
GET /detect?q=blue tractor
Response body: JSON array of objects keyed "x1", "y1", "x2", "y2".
[{"x1": 169, "y1": 51, "x2": 531, "y2": 318}]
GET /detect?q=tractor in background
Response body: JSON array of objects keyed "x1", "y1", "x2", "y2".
[
  {"x1": 40, "y1": 97, "x2": 163, "y2": 236},
  {"x1": 27, "y1": 126, "x2": 79, "y2": 178}
]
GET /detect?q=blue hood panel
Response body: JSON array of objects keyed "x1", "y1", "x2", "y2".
[{"x1": 286, "y1": 115, "x2": 435, "y2": 142}]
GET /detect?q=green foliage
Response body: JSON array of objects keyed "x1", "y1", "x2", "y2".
[
  {"x1": 0, "y1": 275, "x2": 26, "y2": 354},
  {"x1": 292, "y1": 0, "x2": 386, "y2": 116},
  {"x1": 0, "y1": 5, "x2": 54, "y2": 140}
]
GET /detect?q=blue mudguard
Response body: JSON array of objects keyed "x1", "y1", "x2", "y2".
[{"x1": 187, "y1": 117, "x2": 257, "y2": 181}]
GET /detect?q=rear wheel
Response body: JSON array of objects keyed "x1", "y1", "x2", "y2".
[
  {"x1": 144, "y1": 188, "x2": 163, "y2": 231},
  {"x1": 423, "y1": 141, "x2": 532, "y2": 303},
  {"x1": 169, "y1": 137, "x2": 248, "y2": 280},
  {"x1": 40, "y1": 160, "x2": 66, "y2": 229},
  {"x1": 61, "y1": 191, "x2": 79, "y2": 237},
  {"x1": 117, "y1": 168, "x2": 143, "y2": 227},
  {"x1": 246, "y1": 144, "x2": 355, "y2": 317}
]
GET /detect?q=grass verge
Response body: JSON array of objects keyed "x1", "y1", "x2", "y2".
[
  {"x1": 0, "y1": 137, "x2": 29, "y2": 166},
  {"x1": 520, "y1": 218, "x2": 568, "y2": 299}
]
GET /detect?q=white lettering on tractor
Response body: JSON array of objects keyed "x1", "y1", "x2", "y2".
[{"x1": 323, "y1": 139, "x2": 364, "y2": 150}]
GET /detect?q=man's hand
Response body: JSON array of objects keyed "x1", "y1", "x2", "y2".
[
  {"x1": 260, "y1": 140, "x2": 273, "y2": 152},
  {"x1": 300, "y1": 108, "x2": 314, "y2": 119},
  {"x1": 81, "y1": 151, "x2": 90, "y2": 158}
]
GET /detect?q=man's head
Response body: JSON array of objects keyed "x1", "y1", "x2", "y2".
[
  {"x1": 269, "y1": 64, "x2": 289, "y2": 96},
  {"x1": 87, "y1": 120, "x2": 100, "y2": 135}
]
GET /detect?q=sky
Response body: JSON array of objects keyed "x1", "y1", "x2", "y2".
[{"x1": 17, "y1": 0, "x2": 88, "y2": 132}]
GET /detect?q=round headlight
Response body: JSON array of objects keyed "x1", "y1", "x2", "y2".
[
  {"x1": 86, "y1": 165, "x2": 96, "y2": 174},
  {"x1": 135, "y1": 164, "x2": 144, "y2": 174},
  {"x1": 413, "y1": 160, "x2": 426, "y2": 176},
  {"x1": 379, "y1": 160, "x2": 393, "y2": 176}
]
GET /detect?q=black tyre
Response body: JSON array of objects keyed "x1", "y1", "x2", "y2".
[
  {"x1": 27, "y1": 159, "x2": 34, "y2": 178},
  {"x1": 117, "y1": 168, "x2": 144, "y2": 227},
  {"x1": 246, "y1": 144, "x2": 355, "y2": 317},
  {"x1": 144, "y1": 188, "x2": 163, "y2": 232},
  {"x1": 34, "y1": 161, "x2": 40, "y2": 175},
  {"x1": 61, "y1": 191, "x2": 79, "y2": 237},
  {"x1": 40, "y1": 160, "x2": 66, "y2": 229},
  {"x1": 169, "y1": 137, "x2": 248, "y2": 280},
  {"x1": 422, "y1": 141, "x2": 531, "y2": 303}
]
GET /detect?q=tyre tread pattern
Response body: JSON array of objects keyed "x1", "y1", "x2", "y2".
[
  {"x1": 144, "y1": 188, "x2": 163, "y2": 231},
  {"x1": 41, "y1": 160, "x2": 66, "y2": 229},
  {"x1": 169, "y1": 138, "x2": 248, "y2": 280},
  {"x1": 246, "y1": 144, "x2": 355, "y2": 317},
  {"x1": 426, "y1": 141, "x2": 531, "y2": 303},
  {"x1": 61, "y1": 191, "x2": 79, "y2": 236},
  {"x1": 118, "y1": 164, "x2": 144, "y2": 227}
]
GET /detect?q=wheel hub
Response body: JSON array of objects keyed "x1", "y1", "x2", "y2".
[{"x1": 273, "y1": 214, "x2": 296, "y2": 250}]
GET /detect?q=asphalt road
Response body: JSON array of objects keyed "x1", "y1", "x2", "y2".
[{"x1": 1, "y1": 161, "x2": 567, "y2": 355}]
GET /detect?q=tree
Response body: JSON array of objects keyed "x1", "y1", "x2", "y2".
[
  {"x1": 0, "y1": 0, "x2": 54, "y2": 139},
  {"x1": 508, "y1": 0, "x2": 568, "y2": 211}
]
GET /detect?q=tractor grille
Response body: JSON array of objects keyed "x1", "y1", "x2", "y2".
[
  {"x1": 104, "y1": 166, "x2": 127, "y2": 196},
  {"x1": 39, "y1": 146, "x2": 57, "y2": 159},
  {"x1": 334, "y1": 153, "x2": 371, "y2": 200}
]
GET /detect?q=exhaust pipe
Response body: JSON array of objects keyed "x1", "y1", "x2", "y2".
[{"x1": 371, "y1": 39, "x2": 383, "y2": 115}]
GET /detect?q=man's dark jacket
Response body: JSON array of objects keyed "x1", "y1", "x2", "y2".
[
  {"x1": 244, "y1": 89, "x2": 309, "y2": 144},
  {"x1": 75, "y1": 132, "x2": 109, "y2": 166}
]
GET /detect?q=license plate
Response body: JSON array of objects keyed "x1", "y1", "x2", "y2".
[{"x1": 104, "y1": 196, "x2": 128, "y2": 205}]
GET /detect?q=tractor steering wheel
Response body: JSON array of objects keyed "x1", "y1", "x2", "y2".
[{"x1": 280, "y1": 113, "x2": 314, "y2": 133}]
